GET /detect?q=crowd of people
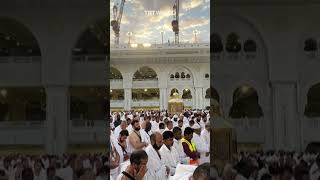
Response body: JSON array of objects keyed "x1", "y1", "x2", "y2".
[
  {"x1": 0, "y1": 153, "x2": 108, "y2": 180},
  {"x1": 110, "y1": 109, "x2": 211, "y2": 180},
  {"x1": 212, "y1": 150, "x2": 320, "y2": 180}
]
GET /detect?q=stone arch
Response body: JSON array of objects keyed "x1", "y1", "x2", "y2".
[
  {"x1": 133, "y1": 66, "x2": 158, "y2": 80},
  {"x1": 304, "y1": 83, "x2": 320, "y2": 117},
  {"x1": 168, "y1": 65, "x2": 194, "y2": 80},
  {"x1": 72, "y1": 17, "x2": 108, "y2": 56},
  {"x1": 182, "y1": 88, "x2": 192, "y2": 99},
  {"x1": 169, "y1": 88, "x2": 179, "y2": 97},
  {"x1": 110, "y1": 66, "x2": 123, "y2": 79},
  {"x1": 0, "y1": 17, "x2": 42, "y2": 56},
  {"x1": 213, "y1": 13, "x2": 270, "y2": 76},
  {"x1": 229, "y1": 84, "x2": 263, "y2": 118}
]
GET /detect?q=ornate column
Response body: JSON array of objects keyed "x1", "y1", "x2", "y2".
[
  {"x1": 124, "y1": 89, "x2": 132, "y2": 111},
  {"x1": 195, "y1": 87, "x2": 203, "y2": 109},
  {"x1": 271, "y1": 82, "x2": 299, "y2": 150},
  {"x1": 123, "y1": 72, "x2": 132, "y2": 111},
  {"x1": 160, "y1": 88, "x2": 167, "y2": 111},
  {"x1": 46, "y1": 86, "x2": 69, "y2": 155}
]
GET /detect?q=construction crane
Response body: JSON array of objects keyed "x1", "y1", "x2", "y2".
[
  {"x1": 172, "y1": 0, "x2": 179, "y2": 44},
  {"x1": 111, "y1": 0, "x2": 125, "y2": 45}
]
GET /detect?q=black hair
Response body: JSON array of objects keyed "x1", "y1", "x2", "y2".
[
  {"x1": 130, "y1": 150, "x2": 148, "y2": 165},
  {"x1": 173, "y1": 126, "x2": 181, "y2": 134},
  {"x1": 184, "y1": 127, "x2": 193, "y2": 136},
  {"x1": 159, "y1": 123, "x2": 165, "y2": 129},
  {"x1": 22, "y1": 168, "x2": 34, "y2": 180},
  {"x1": 119, "y1": 129, "x2": 129, "y2": 137},
  {"x1": 131, "y1": 119, "x2": 139, "y2": 126},
  {"x1": 192, "y1": 163, "x2": 210, "y2": 180},
  {"x1": 162, "y1": 131, "x2": 174, "y2": 140}
]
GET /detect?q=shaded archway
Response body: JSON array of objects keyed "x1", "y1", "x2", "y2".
[
  {"x1": 305, "y1": 83, "x2": 320, "y2": 117},
  {"x1": 170, "y1": 88, "x2": 179, "y2": 97},
  {"x1": 229, "y1": 85, "x2": 263, "y2": 118},
  {"x1": 110, "y1": 67, "x2": 123, "y2": 79},
  {"x1": 0, "y1": 17, "x2": 41, "y2": 56},
  {"x1": 72, "y1": 18, "x2": 108, "y2": 56},
  {"x1": 182, "y1": 89, "x2": 192, "y2": 99},
  {"x1": 133, "y1": 66, "x2": 157, "y2": 81}
]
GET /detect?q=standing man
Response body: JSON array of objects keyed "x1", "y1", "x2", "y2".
[
  {"x1": 181, "y1": 127, "x2": 200, "y2": 161},
  {"x1": 192, "y1": 124, "x2": 209, "y2": 164},
  {"x1": 172, "y1": 127, "x2": 188, "y2": 162},
  {"x1": 128, "y1": 119, "x2": 149, "y2": 151},
  {"x1": 145, "y1": 132, "x2": 170, "y2": 180},
  {"x1": 159, "y1": 131, "x2": 180, "y2": 176}
]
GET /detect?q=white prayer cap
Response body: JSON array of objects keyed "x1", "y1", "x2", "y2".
[{"x1": 192, "y1": 123, "x2": 201, "y2": 129}]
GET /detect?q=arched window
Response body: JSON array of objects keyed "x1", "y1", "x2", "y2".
[
  {"x1": 229, "y1": 85, "x2": 263, "y2": 118},
  {"x1": 133, "y1": 66, "x2": 157, "y2": 80},
  {"x1": 170, "y1": 74, "x2": 174, "y2": 79},
  {"x1": 212, "y1": 33, "x2": 223, "y2": 53},
  {"x1": 182, "y1": 89, "x2": 192, "y2": 99},
  {"x1": 181, "y1": 72, "x2": 185, "y2": 78},
  {"x1": 305, "y1": 83, "x2": 320, "y2": 117},
  {"x1": 244, "y1": 40, "x2": 257, "y2": 52},
  {"x1": 186, "y1": 74, "x2": 191, "y2": 79},
  {"x1": 205, "y1": 73, "x2": 209, "y2": 78},
  {"x1": 110, "y1": 67, "x2": 123, "y2": 79},
  {"x1": 0, "y1": 18, "x2": 41, "y2": 57},
  {"x1": 226, "y1": 33, "x2": 241, "y2": 53},
  {"x1": 73, "y1": 18, "x2": 108, "y2": 56},
  {"x1": 170, "y1": 88, "x2": 179, "y2": 96},
  {"x1": 304, "y1": 38, "x2": 317, "y2": 52},
  {"x1": 175, "y1": 72, "x2": 180, "y2": 78}
]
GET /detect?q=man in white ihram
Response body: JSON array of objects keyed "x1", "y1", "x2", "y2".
[
  {"x1": 191, "y1": 123, "x2": 209, "y2": 164},
  {"x1": 145, "y1": 132, "x2": 171, "y2": 180},
  {"x1": 159, "y1": 130, "x2": 180, "y2": 176}
]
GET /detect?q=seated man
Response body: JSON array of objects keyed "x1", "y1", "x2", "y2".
[
  {"x1": 159, "y1": 131, "x2": 180, "y2": 176},
  {"x1": 117, "y1": 150, "x2": 148, "y2": 180},
  {"x1": 181, "y1": 127, "x2": 200, "y2": 161}
]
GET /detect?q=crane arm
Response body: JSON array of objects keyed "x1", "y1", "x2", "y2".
[{"x1": 117, "y1": 0, "x2": 125, "y2": 25}]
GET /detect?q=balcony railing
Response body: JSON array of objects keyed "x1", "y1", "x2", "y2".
[
  {"x1": 229, "y1": 118, "x2": 262, "y2": 129},
  {"x1": 111, "y1": 43, "x2": 210, "y2": 49},
  {"x1": 0, "y1": 56, "x2": 41, "y2": 63},
  {"x1": 132, "y1": 100, "x2": 160, "y2": 107},
  {"x1": 70, "y1": 120, "x2": 106, "y2": 128},
  {"x1": 0, "y1": 121, "x2": 45, "y2": 128},
  {"x1": 72, "y1": 55, "x2": 107, "y2": 62}
]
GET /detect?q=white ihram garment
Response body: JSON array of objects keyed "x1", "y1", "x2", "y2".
[
  {"x1": 145, "y1": 144, "x2": 168, "y2": 180},
  {"x1": 159, "y1": 145, "x2": 180, "y2": 176},
  {"x1": 192, "y1": 133, "x2": 209, "y2": 164}
]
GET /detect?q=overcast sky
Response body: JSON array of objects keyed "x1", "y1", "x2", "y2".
[{"x1": 110, "y1": 0, "x2": 210, "y2": 44}]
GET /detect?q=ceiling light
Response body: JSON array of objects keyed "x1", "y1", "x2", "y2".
[
  {"x1": 144, "y1": 89, "x2": 148, "y2": 92},
  {"x1": 0, "y1": 89, "x2": 7, "y2": 97},
  {"x1": 143, "y1": 43, "x2": 151, "y2": 47},
  {"x1": 131, "y1": 43, "x2": 138, "y2": 48}
]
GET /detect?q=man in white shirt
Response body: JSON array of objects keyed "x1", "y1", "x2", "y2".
[
  {"x1": 201, "y1": 123, "x2": 210, "y2": 150},
  {"x1": 145, "y1": 132, "x2": 170, "y2": 180},
  {"x1": 172, "y1": 127, "x2": 188, "y2": 163},
  {"x1": 159, "y1": 131, "x2": 180, "y2": 176},
  {"x1": 114, "y1": 120, "x2": 127, "y2": 138},
  {"x1": 191, "y1": 124, "x2": 209, "y2": 164},
  {"x1": 310, "y1": 155, "x2": 320, "y2": 180},
  {"x1": 164, "y1": 120, "x2": 173, "y2": 132}
]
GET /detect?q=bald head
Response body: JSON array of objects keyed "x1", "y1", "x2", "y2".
[{"x1": 150, "y1": 132, "x2": 163, "y2": 150}]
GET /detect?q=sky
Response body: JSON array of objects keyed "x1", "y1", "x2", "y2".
[{"x1": 110, "y1": 0, "x2": 210, "y2": 44}]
